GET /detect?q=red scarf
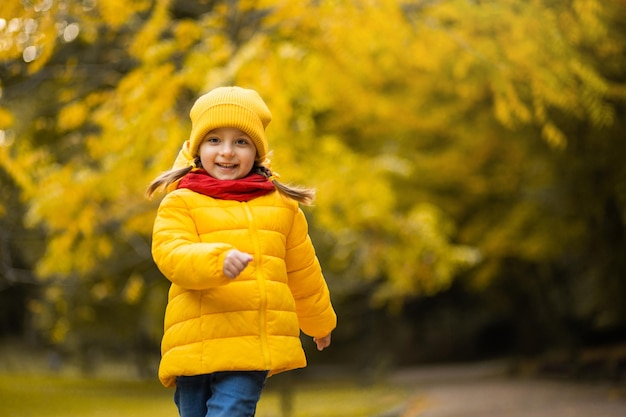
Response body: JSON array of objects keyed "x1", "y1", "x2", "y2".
[{"x1": 178, "y1": 169, "x2": 275, "y2": 202}]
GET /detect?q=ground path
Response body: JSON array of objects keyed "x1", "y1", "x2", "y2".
[{"x1": 384, "y1": 361, "x2": 626, "y2": 417}]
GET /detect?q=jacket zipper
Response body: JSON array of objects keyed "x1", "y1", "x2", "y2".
[{"x1": 243, "y1": 202, "x2": 271, "y2": 369}]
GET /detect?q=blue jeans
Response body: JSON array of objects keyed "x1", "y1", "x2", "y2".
[{"x1": 174, "y1": 371, "x2": 269, "y2": 417}]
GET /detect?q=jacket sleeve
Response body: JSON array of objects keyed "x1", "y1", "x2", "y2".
[
  {"x1": 152, "y1": 192, "x2": 234, "y2": 290},
  {"x1": 285, "y1": 207, "x2": 337, "y2": 338}
]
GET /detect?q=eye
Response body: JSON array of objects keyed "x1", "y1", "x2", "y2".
[
  {"x1": 236, "y1": 138, "x2": 251, "y2": 146},
  {"x1": 204, "y1": 136, "x2": 220, "y2": 144}
]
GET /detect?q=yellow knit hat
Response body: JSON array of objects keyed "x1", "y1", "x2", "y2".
[{"x1": 181, "y1": 86, "x2": 272, "y2": 163}]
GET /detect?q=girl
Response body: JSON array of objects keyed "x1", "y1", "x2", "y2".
[{"x1": 146, "y1": 86, "x2": 337, "y2": 417}]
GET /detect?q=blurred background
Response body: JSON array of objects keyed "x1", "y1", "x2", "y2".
[{"x1": 1, "y1": 0, "x2": 625, "y2": 388}]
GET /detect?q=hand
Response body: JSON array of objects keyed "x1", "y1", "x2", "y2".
[
  {"x1": 313, "y1": 334, "x2": 331, "y2": 351},
  {"x1": 223, "y1": 250, "x2": 253, "y2": 279}
]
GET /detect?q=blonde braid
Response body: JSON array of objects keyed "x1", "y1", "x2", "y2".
[{"x1": 254, "y1": 164, "x2": 315, "y2": 205}]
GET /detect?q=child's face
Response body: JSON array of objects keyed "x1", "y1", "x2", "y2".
[{"x1": 198, "y1": 127, "x2": 257, "y2": 180}]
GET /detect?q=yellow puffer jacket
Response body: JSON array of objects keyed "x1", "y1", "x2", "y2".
[{"x1": 152, "y1": 188, "x2": 337, "y2": 388}]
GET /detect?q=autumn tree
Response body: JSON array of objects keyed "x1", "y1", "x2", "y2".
[{"x1": 1, "y1": 0, "x2": 625, "y2": 367}]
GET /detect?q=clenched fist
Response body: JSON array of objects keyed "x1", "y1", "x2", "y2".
[{"x1": 223, "y1": 249, "x2": 253, "y2": 279}]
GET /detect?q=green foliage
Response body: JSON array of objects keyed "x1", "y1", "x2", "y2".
[
  {"x1": 0, "y1": 374, "x2": 175, "y2": 417},
  {"x1": 0, "y1": 373, "x2": 408, "y2": 417}
]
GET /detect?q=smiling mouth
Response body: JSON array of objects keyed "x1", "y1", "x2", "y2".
[{"x1": 216, "y1": 163, "x2": 238, "y2": 169}]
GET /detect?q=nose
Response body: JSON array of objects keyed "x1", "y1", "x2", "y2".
[{"x1": 220, "y1": 142, "x2": 235, "y2": 156}]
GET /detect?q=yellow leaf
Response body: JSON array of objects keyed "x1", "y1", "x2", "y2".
[
  {"x1": 58, "y1": 101, "x2": 88, "y2": 130},
  {"x1": 123, "y1": 273, "x2": 145, "y2": 304},
  {"x1": 541, "y1": 122, "x2": 567, "y2": 149},
  {"x1": 0, "y1": 107, "x2": 15, "y2": 129}
]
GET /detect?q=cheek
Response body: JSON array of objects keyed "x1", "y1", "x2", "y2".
[
  {"x1": 198, "y1": 147, "x2": 213, "y2": 165},
  {"x1": 243, "y1": 150, "x2": 257, "y2": 167}
]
